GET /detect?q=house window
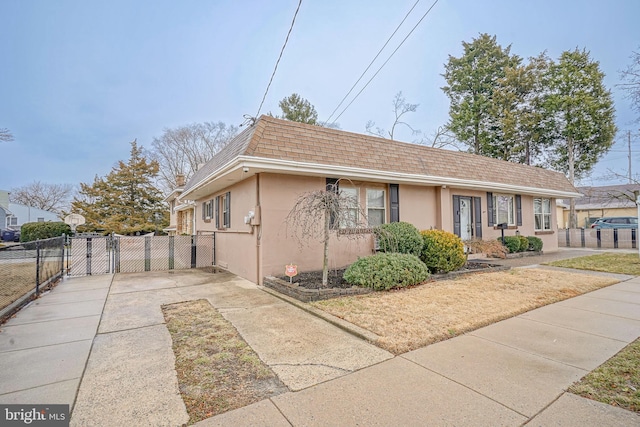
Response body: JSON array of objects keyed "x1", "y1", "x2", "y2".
[
  {"x1": 534, "y1": 198, "x2": 552, "y2": 231},
  {"x1": 493, "y1": 194, "x2": 515, "y2": 225},
  {"x1": 9, "y1": 217, "x2": 17, "y2": 226},
  {"x1": 367, "y1": 189, "x2": 386, "y2": 227},
  {"x1": 222, "y1": 192, "x2": 230, "y2": 228},
  {"x1": 202, "y1": 200, "x2": 213, "y2": 220},
  {"x1": 340, "y1": 187, "x2": 359, "y2": 228}
]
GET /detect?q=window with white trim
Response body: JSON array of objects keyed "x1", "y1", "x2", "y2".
[
  {"x1": 340, "y1": 187, "x2": 359, "y2": 228},
  {"x1": 367, "y1": 189, "x2": 386, "y2": 227},
  {"x1": 493, "y1": 194, "x2": 515, "y2": 225},
  {"x1": 534, "y1": 198, "x2": 552, "y2": 231}
]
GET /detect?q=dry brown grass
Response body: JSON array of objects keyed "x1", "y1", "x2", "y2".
[
  {"x1": 162, "y1": 299, "x2": 287, "y2": 425},
  {"x1": 312, "y1": 268, "x2": 619, "y2": 355},
  {"x1": 0, "y1": 262, "x2": 36, "y2": 311}
]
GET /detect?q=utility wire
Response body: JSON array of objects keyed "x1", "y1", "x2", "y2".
[
  {"x1": 324, "y1": 0, "x2": 423, "y2": 124},
  {"x1": 254, "y1": 0, "x2": 303, "y2": 120},
  {"x1": 330, "y1": 0, "x2": 440, "y2": 125}
]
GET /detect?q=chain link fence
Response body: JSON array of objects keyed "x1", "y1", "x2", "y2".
[
  {"x1": 0, "y1": 236, "x2": 65, "y2": 321},
  {"x1": 68, "y1": 234, "x2": 215, "y2": 275}
]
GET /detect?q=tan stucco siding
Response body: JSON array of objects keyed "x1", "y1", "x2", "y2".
[
  {"x1": 397, "y1": 184, "x2": 438, "y2": 229},
  {"x1": 194, "y1": 176, "x2": 259, "y2": 282}
]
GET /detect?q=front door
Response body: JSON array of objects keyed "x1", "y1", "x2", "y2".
[{"x1": 459, "y1": 197, "x2": 473, "y2": 241}]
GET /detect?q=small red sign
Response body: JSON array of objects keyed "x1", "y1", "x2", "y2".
[{"x1": 285, "y1": 264, "x2": 298, "y2": 277}]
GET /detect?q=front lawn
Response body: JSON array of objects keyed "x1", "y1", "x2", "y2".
[
  {"x1": 311, "y1": 268, "x2": 618, "y2": 354},
  {"x1": 548, "y1": 252, "x2": 640, "y2": 276},
  {"x1": 570, "y1": 338, "x2": 640, "y2": 413}
]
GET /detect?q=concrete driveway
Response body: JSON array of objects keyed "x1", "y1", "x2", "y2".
[{"x1": 70, "y1": 270, "x2": 392, "y2": 426}]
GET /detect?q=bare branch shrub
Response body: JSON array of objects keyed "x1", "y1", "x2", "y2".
[
  {"x1": 284, "y1": 180, "x2": 368, "y2": 286},
  {"x1": 464, "y1": 238, "x2": 507, "y2": 259}
]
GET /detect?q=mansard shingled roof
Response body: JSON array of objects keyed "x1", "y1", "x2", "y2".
[{"x1": 183, "y1": 115, "x2": 577, "y2": 195}]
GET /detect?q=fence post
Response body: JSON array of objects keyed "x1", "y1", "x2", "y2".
[
  {"x1": 191, "y1": 235, "x2": 197, "y2": 268},
  {"x1": 35, "y1": 241, "x2": 41, "y2": 295},
  {"x1": 212, "y1": 233, "x2": 216, "y2": 267},
  {"x1": 596, "y1": 229, "x2": 601, "y2": 249},
  {"x1": 613, "y1": 229, "x2": 619, "y2": 249},
  {"x1": 113, "y1": 235, "x2": 120, "y2": 273},
  {"x1": 145, "y1": 235, "x2": 151, "y2": 271},
  {"x1": 633, "y1": 229, "x2": 637, "y2": 250},
  {"x1": 169, "y1": 236, "x2": 175, "y2": 270},
  {"x1": 66, "y1": 236, "x2": 71, "y2": 276},
  {"x1": 580, "y1": 228, "x2": 585, "y2": 247},
  {"x1": 86, "y1": 238, "x2": 93, "y2": 275},
  {"x1": 565, "y1": 229, "x2": 570, "y2": 247}
]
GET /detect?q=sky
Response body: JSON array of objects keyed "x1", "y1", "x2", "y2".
[{"x1": 1, "y1": 0, "x2": 639, "y2": 192}]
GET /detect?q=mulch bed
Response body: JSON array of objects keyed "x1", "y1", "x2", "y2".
[{"x1": 278, "y1": 262, "x2": 503, "y2": 290}]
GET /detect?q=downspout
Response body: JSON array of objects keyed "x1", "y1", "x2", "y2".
[{"x1": 255, "y1": 174, "x2": 262, "y2": 285}]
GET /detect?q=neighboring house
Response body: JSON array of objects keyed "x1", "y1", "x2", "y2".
[
  {"x1": 557, "y1": 184, "x2": 640, "y2": 228},
  {"x1": 0, "y1": 189, "x2": 59, "y2": 229},
  {"x1": 6, "y1": 203, "x2": 58, "y2": 228},
  {"x1": 176, "y1": 115, "x2": 579, "y2": 285},
  {"x1": 0, "y1": 190, "x2": 9, "y2": 230}
]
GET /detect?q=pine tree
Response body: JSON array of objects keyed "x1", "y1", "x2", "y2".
[
  {"x1": 72, "y1": 140, "x2": 168, "y2": 234},
  {"x1": 442, "y1": 33, "x2": 521, "y2": 155},
  {"x1": 544, "y1": 49, "x2": 617, "y2": 227},
  {"x1": 278, "y1": 93, "x2": 318, "y2": 124}
]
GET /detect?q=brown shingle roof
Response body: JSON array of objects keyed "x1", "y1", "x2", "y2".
[{"x1": 184, "y1": 115, "x2": 578, "y2": 196}]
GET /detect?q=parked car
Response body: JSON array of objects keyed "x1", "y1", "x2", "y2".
[{"x1": 590, "y1": 217, "x2": 638, "y2": 229}]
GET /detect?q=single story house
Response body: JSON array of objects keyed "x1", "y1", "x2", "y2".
[
  {"x1": 171, "y1": 115, "x2": 579, "y2": 285},
  {"x1": 557, "y1": 184, "x2": 640, "y2": 228}
]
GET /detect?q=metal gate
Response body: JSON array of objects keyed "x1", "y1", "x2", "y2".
[{"x1": 68, "y1": 234, "x2": 215, "y2": 276}]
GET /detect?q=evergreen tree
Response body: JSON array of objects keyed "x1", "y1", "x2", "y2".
[
  {"x1": 544, "y1": 49, "x2": 617, "y2": 227},
  {"x1": 278, "y1": 93, "x2": 318, "y2": 124},
  {"x1": 72, "y1": 140, "x2": 168, "y2": 234},
  {"x1": 442, "y1": 33, "x2": 520, "y2": 155}
]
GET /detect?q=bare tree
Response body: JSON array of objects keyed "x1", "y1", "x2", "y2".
[
  {"x1": 366, "y1": 91, "x2": 421, "y2": 140},
  {"x1": 0, "y1": 128, "x2": 14, "y2": 142},
  {"x1": 10, "y1": 181, "x2": 74, "y2": 214},
  {"x1": 619, "y1": 48, "x2": 640, "y2": 122},
  {"x1": 416, "y1": 124, "x2": 462, "y2": 150},
  {"x1": 284, "y1": 180, "x2": 368, "y2": 286},
  {"x1": 150, "y1": 121, "x2": 238, "y2": 193}
]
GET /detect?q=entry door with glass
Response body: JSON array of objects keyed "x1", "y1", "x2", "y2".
[{"x1": 459, "y1": 197, "x2": 473, "y2": 241}]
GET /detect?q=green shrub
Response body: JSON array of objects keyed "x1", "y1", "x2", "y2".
[
  {"x1": 420, "y1": 229, "x2": 466, "y2": 273},
  {"x1": 516, "y1": 235, "x2": 529, "y2": 252},
  {"x1": 374, "y1": 222, "x2": 423, "y2": 256},
  {"x1": 343, "y1": 253, "x2": 430, "y2": 291},
  {"x1": 20, "y1": 222, "x2": 71, "y2": 242},
  {"x1": 497, "y1": 236, "x2": 521, "y2": 253},
  {"x1": 526, "y1": 236, "x2": 543, "y2": 252}
]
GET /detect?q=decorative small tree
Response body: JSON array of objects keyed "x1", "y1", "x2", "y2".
[{"x1": 284, "y1": 180, "x2": 368, "y2": 286}]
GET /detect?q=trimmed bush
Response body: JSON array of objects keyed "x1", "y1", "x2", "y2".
[
  {"x1": 420, "y1": 229, "x2": 466, "y2": 273},
  {"x1": 498, "y1": 236, "x2": 521, "y2": 253},
  {"x1": 374, "y1": 222, "x2": 423, "y2": 256},
  {"x1": 20, "y1": 221, "x2": 71, "y2": 242},
  {"x1": 526, "y1": 236, "x2": 543, "y2": 252},
  {"x1": 516, "y1": 235, "x2": 529, "y2": 252},
  {"x1": 343, "y1": 253, "x2": 430, "y2": 291}
]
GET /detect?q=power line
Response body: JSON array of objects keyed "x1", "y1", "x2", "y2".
[
  {"x1": 254, "y1": 0, "x2": 303, "y2": 120},
  {"x1": 330, "y1": 0, "x2": 440, "y2": 125},
  {"x1": 324, "y1": 0, "x2": 423, "y2": 124}
]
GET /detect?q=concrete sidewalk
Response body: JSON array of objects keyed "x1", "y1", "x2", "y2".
[
  {"x1": 2, "y1": 257, "x2": 639, "y2": 426},
  {"x1": 199, "y1": 275, "x2": 640, "y2": 427},
  {"x1": 0, "y1": 274, "x2": 112, "y2": 406}
]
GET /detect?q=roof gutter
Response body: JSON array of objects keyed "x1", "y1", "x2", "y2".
[{"x1": 182, "y1": 155, "x2": 582, "y2": 200}]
